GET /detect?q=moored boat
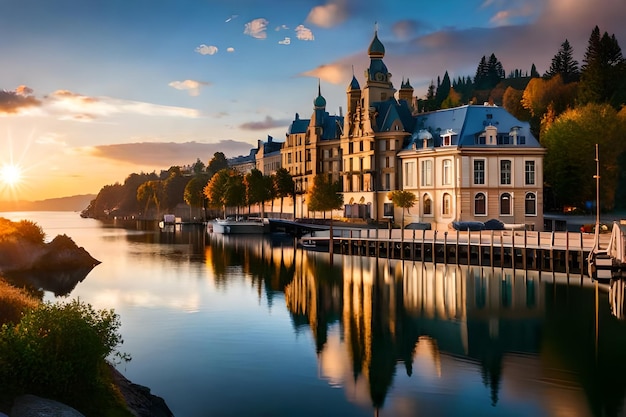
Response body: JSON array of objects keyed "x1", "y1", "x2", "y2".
[{"x1": 211, "y1": 217, "x2": 270, "y2": 234}]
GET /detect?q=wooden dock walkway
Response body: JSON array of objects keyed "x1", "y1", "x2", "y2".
[{"x1": 304, "y1": 228, "x2": 611, "y2": 275}]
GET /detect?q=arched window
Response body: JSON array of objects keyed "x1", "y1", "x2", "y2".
[
  {"x1": 475, "y1": 193, "x2": 486, "y2": 215},
  {"x1": 525, "y1": 192, "x2": 536, "y2": 215},
  {"x1": 443, "y1": 193, "x2": 451, "y2": 216},
  {"x1": 500, "y1": 193, "x2": 512, "y2": 215},
  {"x1": 423, "y1": 194, "x2": 432, "y2": 215}
]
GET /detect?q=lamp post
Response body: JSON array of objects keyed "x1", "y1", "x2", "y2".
[{"x1": 594, "y1": 143, "x2": 600, "y2": 239}]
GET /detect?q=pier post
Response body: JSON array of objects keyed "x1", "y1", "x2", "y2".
[
  {"x1": 433, "y1": 230, "x2": 438, "y2": 264},
  {"x1": 467, "y1": 230, "x2": 471, "y2": 266},
  {"x1": 478, "y1": 230, "x2": 482, "y2": 266},
  {"x1": 444, "y1": 231, "x2": 448, "y2": 264},
  {"x1": 550, "y1": 232, "x2": 555, "y2": 271},
  {"x1": 523, "y1": 230, "x2": 527, "y2": 269},
  {"x1": 490, "y1": 230, "x2": 494, "y2": 267}
]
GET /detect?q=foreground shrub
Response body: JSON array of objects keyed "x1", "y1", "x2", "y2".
[
  {"x1": 0, "y1": 299, "x2": 131, "y2": 414},
  {"x1": 0, "y1": 279, "x2": 38, "y2": 326}
]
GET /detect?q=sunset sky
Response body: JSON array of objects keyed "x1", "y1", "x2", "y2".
[{"x1": 1, "y1": 0, "x2": 625, "y2": 201}]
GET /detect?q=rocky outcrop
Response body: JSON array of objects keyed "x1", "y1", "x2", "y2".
[
  {"x1": 109, "y1": 366, "x2": 174, "y2": 417},
  {"x1": 10, "y1": 395, "x2": 85, "y2": 417},
  {"x1": 0, "y1": 234, "x2": 100, "y2": 274}
]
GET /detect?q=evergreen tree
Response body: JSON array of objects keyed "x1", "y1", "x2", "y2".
[
  {"x1": 435, "y1": 71, "x2": 451, "y2": 108},
  {"x1": 544, "y1": 39, "x2": 580, "y2": 83},
  {"x1": 474, "y1": 54, "x2": 505, "y2": 90},
  {"x1": 579, "y1": 26, "x2": 626, "y2": 107},
  {"x1": 530, "y1": 63, "x2": 540, "y2": 78}
]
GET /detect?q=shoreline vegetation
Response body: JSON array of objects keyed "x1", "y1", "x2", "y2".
[{"x1": 0, "y1": 217, "x2": 173, "y2": 417}]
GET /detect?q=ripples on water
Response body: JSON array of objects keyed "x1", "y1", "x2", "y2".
[{"x1": 3, "y1": 212, "x2": 626, "y2": 417}]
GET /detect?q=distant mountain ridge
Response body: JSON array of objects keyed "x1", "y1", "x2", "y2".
[{"x1": 0, "y1": 194, "x2": 96, "y2": 212}]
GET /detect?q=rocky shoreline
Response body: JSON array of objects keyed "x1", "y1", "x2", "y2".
[{"x1": 0, "y1": 234, "x2": 175, "y2": 416}]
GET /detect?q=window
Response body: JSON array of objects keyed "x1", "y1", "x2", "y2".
[
  {"x1": 404, "y1": 161, "x2": 415, "y2": 188},
  {"x1": 384, "y1": 173, "x2": 390, "y2": 190},
  {"x1": 500, "y1": 160, "x2": 511, "y2": 185},
  {"x1": 475, "y1": 193, "x2": 486, "y2": 215},
  {"x1": 474, "y1": 160, "x2": 485, "y2": 185},
  {"x1": 443, "y1": 193, "x2": 451, "y2": 216},
  {"x1": 423, "y1": 194, "x2": 432, "y2": 215},
  {"x1": 383, "y1": 202, "x2": 394, "y2": 218},
  {"x1": 525, "y1": 192, "x2": 536, "y2": 215},
  {"x1": 525, "y1": 161, "x2": 535, "y2": 185},
  {"x1": 443, "y1": 159, "x2": 452, "y2": 185},
  {"x1": 500, "y1": 193, "x2": 511, "y2": 215},
  {"x1": 421, "y1": 160, "x2": 432, "y2": 186},
  {"x1": 359, "y1": 141, "x2": 364, "y2": 152}
]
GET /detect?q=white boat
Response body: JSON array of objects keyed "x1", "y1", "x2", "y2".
[{"x1": 211, "y1": 217, "x2": 270, "y2": 234}]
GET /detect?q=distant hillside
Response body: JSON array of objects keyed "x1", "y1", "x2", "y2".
[{"x1": 0, "y1": 194, "x2": 96, "y2": 212}]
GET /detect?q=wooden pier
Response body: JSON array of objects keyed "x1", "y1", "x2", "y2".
[{"x1": 304, "y1": 228, "x2": 611, "y2": 275}]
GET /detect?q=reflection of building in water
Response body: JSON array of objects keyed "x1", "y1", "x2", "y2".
[{"x1": 285, "y1": 253, "x2": 566, "y2": 411}]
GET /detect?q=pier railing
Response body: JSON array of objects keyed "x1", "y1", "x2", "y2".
[{"x1": 306, "y1": 228, "x2": 610, "y2": 275}]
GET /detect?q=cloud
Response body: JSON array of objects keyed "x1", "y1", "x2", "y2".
[
  {"x1": 35, "y1": 132, "x2": 68, "y2": 147},
  {"x1": 168, "y1": 79, "x2": 210, "y2": 96},
  {"x1": 278, "y1": 37, "x2": 291, "y2": 45},
  {"x1": 275, "y1": 24, "x2": 289, "y2": 31},
  {"x1": 489, "y1": 2, "x2": 540, "y2": 26},
  {"x1": 392, "y1": 20, "x2": 429, "y2": 40},
  {"x1": 306, "y1": 2, "x2": 349, "y2": 28},
  {"x1": 85, "y1": 140, "x2": 254, "y2": 166},
  {"x1": 239, "y1": 116, "x2": 290, "y2": 131},
  {"x1": 244, "y1": 18, "x2": 269, "y2": 39},
  {"x1": 44, "y1": 90, "x2": 200, "y2": 119},
  {"x1": 225, "y1": 14, "x2": 238, "y2": 23},
  {"x1": 0, "y1": 86, "x2": 42, "y2": 114},
  {"x1": 299, "y1": 0, "x2": 626, "y2": 95},
  {"x1": 226, "y1": 47, "x2": 235, "y2": 52},
  {"x1": 301, "y1": 63, "x2": 351, "y2": 85},
  {"x1": 295, "y1": 25, "x2": 315, "y2": 41},
  {"x1": 195, "y1": 44, "x2": 218, "y2": 55}
]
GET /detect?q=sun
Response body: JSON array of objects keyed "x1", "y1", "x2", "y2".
[{"x1": 1, "y1": 164, "x2": 22, "y2": 187}]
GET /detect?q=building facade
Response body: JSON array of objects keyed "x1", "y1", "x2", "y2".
[
  {"x1": 397, "y1": 105, "x2": 544, "y2": 230},
  {"x1": 250, "y1": 29, "x2": 545, "y2": 230},
  {"x1": 281, "y1": 83, "x2": 344, "y2": 218}
]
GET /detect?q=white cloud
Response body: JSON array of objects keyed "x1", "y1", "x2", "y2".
[
  {"x1": 278, "y1": 37, "x2": 291, "y2": 45},
  {"x1": 168, "y1": 80, "x2": 210, "y2": 96},
  {"x1": 306, "y1": 3, "x2": 348, "y2": 28},
  {"x1": 275, "y1": 24, "x2": 289, "y2": 31},
  {"x1": 226, "y1": 47, "x2": 235, "y2": 52},
  {"x1": 44, "y1": 90, "x2": 200, "y2": 119},
  {"x1": 295, "y1": 25, "x2": 315, "y2": 41},
  {"x1": 244, "y1": 18, "x2": 269, "y2": 39},
  {"x1": 195, "y1": 44, "x2": 218, "y2": 55}
]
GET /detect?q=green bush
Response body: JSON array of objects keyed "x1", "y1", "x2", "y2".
[{"x1": 0, "y1": 299, "x2": 131, "y2": 411}]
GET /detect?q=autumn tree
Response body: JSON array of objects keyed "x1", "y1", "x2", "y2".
[
  {"x1": 542, "y1": 103, "x2": 626, "y2": 211},
  {"x1": 307, "y1": 174, "x2": 344, "y2": 252},
  {"x1": 137, "y1": 180, "x2": 165, "y2": 218},
  {"x1": 244, "y1": 169, "x2": 274, "y2": 217},
  {"x1": 206, "y1": 152, "x2": 229, "y2": 178},
  {"x1": 502, "y1": 87, "x2": 531, "y2": 121},
  {"x1": 387, "y1": 190, "x2": 416, "y2": 243},
  {"x1": 204, "y1": 169, "x2": 244, "y2": 218},
  {"x1": 273, "y1": 167, "x2": 295, "y2": 217},
  {"x1": 184, "y1": 174, "x2": 211, "y2": 218}
]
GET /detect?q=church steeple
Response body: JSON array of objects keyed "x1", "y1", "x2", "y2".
[
  {"x1": 366, "y1": 27, "x2": 390, "y2": 84},
  {"x1": 312, "y1": 80, "x2": 326, "y2": 128}
]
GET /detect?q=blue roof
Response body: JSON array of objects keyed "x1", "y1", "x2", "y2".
[
  {"x1": 405, "y1": 105, "x2": 541, "y2": 150},
  {"x1": 287, "y1": 113, "x2": 309, "y2": 135},
  {"x1": 371, "y1": 98, "x2": 415, "y2": 134},
  {"x1": 319, "y1": 113, "x2": 344, "y2": 140}
]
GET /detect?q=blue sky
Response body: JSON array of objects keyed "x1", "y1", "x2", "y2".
[{"x1": 0, "y1": 0, "x2": 625, "y2": 200}]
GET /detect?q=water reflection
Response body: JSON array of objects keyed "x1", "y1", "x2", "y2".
[{"x1": 198, "y1": 232, "x2": 626, "y2": 417}]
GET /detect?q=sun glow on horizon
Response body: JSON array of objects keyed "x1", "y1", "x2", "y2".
[{"x1": 0, "y1": 164, "x2": 23, "y2": 188}]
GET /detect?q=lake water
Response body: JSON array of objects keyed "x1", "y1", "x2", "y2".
[{"x1": 3, "y1": 211, "x2": 626, "y2": 417}]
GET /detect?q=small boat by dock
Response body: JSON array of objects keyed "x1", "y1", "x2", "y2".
[{"x1": 211, "y1": 217, "x2": 270, "y2": 234}]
